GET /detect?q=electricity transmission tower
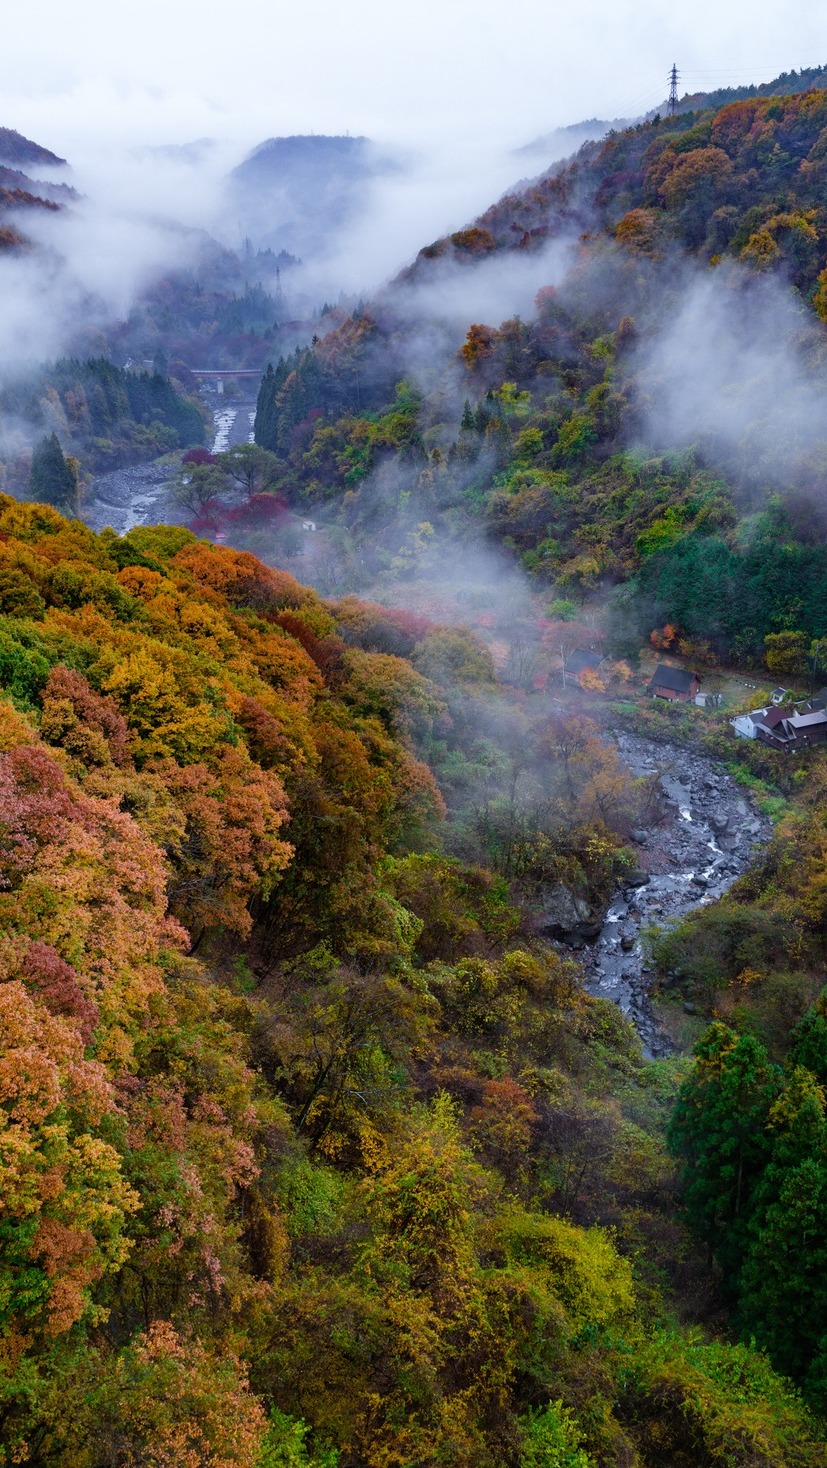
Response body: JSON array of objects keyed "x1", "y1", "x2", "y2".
[{"x1": 668, "y1": 63, "x2": 680, "y2": 115}]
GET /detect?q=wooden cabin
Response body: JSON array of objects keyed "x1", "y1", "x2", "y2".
[{"x1": 647, "y1": 664, "x2": 701, "y2": 703}]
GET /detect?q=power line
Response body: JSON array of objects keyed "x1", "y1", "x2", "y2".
[
  {"x1": 606, "y1": 57, "x2": 823, "y2": 131},
  {"x1": 606, "y1": 85, "x2": 670, "y2": 119}
]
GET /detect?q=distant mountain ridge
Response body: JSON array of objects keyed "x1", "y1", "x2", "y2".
[
  {"x1": 0, "y1": 126, "x2": 65, "y2": 169},
  {"x1": 676, "y1": 62, "x2": 827, "y2": 116},
  {"x1": 224, "y1": 132, "x2": 402, "y2": 259}
]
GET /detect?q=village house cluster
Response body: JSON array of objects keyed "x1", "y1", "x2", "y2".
[
  {"x1": 565, "y1": 654, "x2": 826, "y2": 752},
  {"x1": 731, "y1": 689, "x2": 827, "y2": 751}
]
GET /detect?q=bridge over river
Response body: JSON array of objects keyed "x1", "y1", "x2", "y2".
[{"x1": 189, "y1": 368, "x2": 262, "y2": 394}]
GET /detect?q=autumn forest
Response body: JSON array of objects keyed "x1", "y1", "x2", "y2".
[{"x1": 1, "y1": 62, "x2": 827, "y2": 1468}]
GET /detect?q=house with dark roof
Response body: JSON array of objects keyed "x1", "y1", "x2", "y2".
[
  {"x1": 786, "y1": 709, "x2": 827, "y2": 746},
  {"x1": 565, "y1": 649, "x2": 605, "y2": 679},
  {"x1": 647, "y1": 664, "x2": 701, "y2": 702},
  {"x1": 731, "y1": 703, "x2": 827, "y2": 750}
]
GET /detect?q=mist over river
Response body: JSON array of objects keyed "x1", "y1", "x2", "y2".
[{"x1": 82, "y1": 403, "x2": 770, "y2": 1063}]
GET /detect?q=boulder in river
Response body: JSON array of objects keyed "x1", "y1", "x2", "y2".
[
  {"x1": 625, "y1": 869, "x2": 651, "y2": 888},
  {"x1": 538, "y1": 885, "x2": 603, "y2": 941},
  {"x1": 709, "y1": 810, "x2": 729, "y2": 833}
]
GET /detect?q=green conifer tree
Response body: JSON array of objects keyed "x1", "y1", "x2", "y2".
[
  {"x1": 789, "y1": 1000, "x2": 827, "y2": 1084},
  {"x1": 29, "y1": 433, "x2": 78, "y2": 512},
  {"x1": 254, "y1": 364, "x2": 278, "y2": 450},
  {"x1": 738, "y1": 1069, "x2": 827, "y2": 1398},
  {"x1": 667, "y1": 1023, "x2": 782, "y2": 1281}
]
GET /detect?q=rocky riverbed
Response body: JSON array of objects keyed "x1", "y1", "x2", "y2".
[
  {"x1": 78, "y1": 408, "x2": 770, "y2": 1062},
  {"x1": 568, "y1": 732, "x2": 770, "y2": 1057},
  {"x1": 82, "y1": 395, "x2": 257, "y2": 535},
  {"x1": 82, "y1": 459, "x2": 185, "y2": 535}
]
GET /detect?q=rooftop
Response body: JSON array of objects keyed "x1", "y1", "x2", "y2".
[
  {"x1": 566, "y1": 649, "x2": 604, "y2": 675},
  {"x1": 788, "y1": 710, "x2": 827, "y2": 730},
  {"x1": 757, "y1": 706, "x2": 789, "y2": 729},
  {"x1": 648, "y1": 664, "x2": 699, "y2": 692}
]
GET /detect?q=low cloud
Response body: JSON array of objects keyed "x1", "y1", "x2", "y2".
[{"x1": 634, "y1": 263, "x2": 827, "y2": 485}]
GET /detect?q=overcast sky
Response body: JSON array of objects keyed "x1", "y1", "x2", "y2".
[
  {"x1": 0, "y1": 0, "x2": 824, "y2": 318},
  {"x1": 3, "y1": 0, "x2": 824, "y2": 158}
]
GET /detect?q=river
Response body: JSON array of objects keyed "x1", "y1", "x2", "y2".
[
  {"x1": 80, "y1": 409, "x2": 770, "y2": 1062},
  {"x1": 580, "y1": 731, "x2": 770, "y2": 1057},
  {"x1": 82, "y1": 393, "x2": 257, "y2": 536}
]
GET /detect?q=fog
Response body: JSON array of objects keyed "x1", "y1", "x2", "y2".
[
  {"x1": 0, "y1": 116, "x2": 588, "y2": 384},
  {"x1": 3, "y1": 0, "x2": 819, "y2": 153},
  {"x1": 634, "y1": 263, "x2": 827, "y2": 485},
  {"x1": 0, "y1": 0, "x2": 821, "y2": 386}
]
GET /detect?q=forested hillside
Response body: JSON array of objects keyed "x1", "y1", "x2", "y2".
[
  {"x1": 0, "y1": 128, "x2": 66, "y2": 170},
  {"x1": 0, "y1": 128, "x2": 74, "y2": 252},
  {"x1": 3, "y1": 60, "x2": 827, "y2": 1465},
  {"x1": 214, "y1": 85, "x2": 827, "y2": 1459},
  {"x1": 249, "y1": 85, "x2": 827, "y2": 667},
  {"x1": 0, "y1": 357, "x2": 206, "y2": 488},
  {"x1": 0, "y1": 501, "x2": 823, "y2": 1463}
]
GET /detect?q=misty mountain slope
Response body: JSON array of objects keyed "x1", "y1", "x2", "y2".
[
  {"x1": 0, "y1": 161, "x2": 76, "y2": 205},
  {"x1": 400, "y1": 83, "x2": 827, "y2": 300},
  {"x1": 246, "y1": 82, "x2": 827, "y2": 663},
  {"x1": 0, "y1": 132, "x2": 77, "y2": 254},
  {"x1": 224, "y1": 132, "x2": 403, "y2": 259},
  {"x1": 101, "y1": 230, "x2": 305, "y2": 374},
  {"x1": 0, "y1": 125, "x2": 66, "y2": 169}
]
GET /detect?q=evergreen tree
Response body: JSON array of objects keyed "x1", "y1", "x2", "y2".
[
  {"x1": 29, "y1": 433, "x2": 77, "y2": 512},
  {"x1": 254, "y1": 363, "x2": 278, "y2": 450},
  {"x1": 738, "y1": 1069, "x2": 827, "y2": 1396},
  {"x1": 460, "y1": 399, "x2": 475, "y2": 433},
  {"x1": 789, "y1": 1000, "x2": 827, "y2": 1085},
  {"x1": 667, "y1": 1023, "x2": 782, "y2": 1281}
]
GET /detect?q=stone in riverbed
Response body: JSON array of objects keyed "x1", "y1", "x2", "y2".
[
  {"x1": 625, "y1": 869, "x2": 651, "y2": 888},
  {"x1": 538, "y1": 885, "x2": 602, "y2": 941}
]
